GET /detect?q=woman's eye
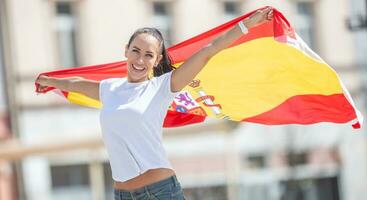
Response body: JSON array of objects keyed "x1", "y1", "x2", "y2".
[
  {"x1": 132, "y1": 49, "x2": 139, "y2": 53},
  {"x1": 146, "y1": 54, "x2": 153, "y2": 58}
]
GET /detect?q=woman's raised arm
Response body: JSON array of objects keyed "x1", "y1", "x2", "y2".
[
  {"x1": 171, "y1": 7, "x2": 273, "y2": 92},
  {"x1": 36, "y1": 75, "x2": 100, "y2": 100}
]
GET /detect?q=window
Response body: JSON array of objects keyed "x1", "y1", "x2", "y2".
[
  {"x1": 241, "y1": 185, "x2": 270, "y2": 200},
  {"x1": 223, "y1": 1, "x2": 240, "y2": 21},
  {"x1": 152, "y1": 1, "x2": 173, "y2": 46},
  {"x1": 247, "y1": 155, "x2": 266, "y2": 169},
  {"x1": 50, "y1": 164, "x2": 92, "y2": 200},
  {"x1": 103, "y1": 162, "x2": 113, "y2": 200},
  {"x1": 280, "y1": 177, "x2": 340, "y2": 200},
  {"x1": 295, "y1": 2, "x2": 315, "y2": 49},
  {"x1": 287, "y1": 152, "x2": 307, "y2": 167},
  {"x1": 55, "y1": 1, "x2": 79, "y2": 68},
  {"x1": 51, "y1": 164, "x2": 90, "y2": 188}
]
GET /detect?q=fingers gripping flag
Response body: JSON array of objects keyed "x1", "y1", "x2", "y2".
[{"x1": 35, "y1": 7, "x2": 363, "y2": 129}]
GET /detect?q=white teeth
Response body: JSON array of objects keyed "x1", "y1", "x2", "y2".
[{"x1": 132, "y1": 64, "x2": 145, "y2": 71}]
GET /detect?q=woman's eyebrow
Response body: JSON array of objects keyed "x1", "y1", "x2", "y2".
[{"x1": 132, "y1": 46, "x2": 153, "y2": 54}]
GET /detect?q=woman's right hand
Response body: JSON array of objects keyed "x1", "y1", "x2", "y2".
[{"x1": 35, "y1": 75, "x2": 49, "y2": 93}]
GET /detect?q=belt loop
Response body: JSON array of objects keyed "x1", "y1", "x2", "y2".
[
  {"x1": 130, "y1": 191, "x2": 136, "y2": 200},
  {"x1": 172, "y1": 175, "x2": 177, "y2": 187},
  {"x1": 145, "y1": 186, "x2": 151, "y2": 198}
]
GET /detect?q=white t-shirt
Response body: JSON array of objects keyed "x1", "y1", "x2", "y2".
[{"x1": 99, "y1": 71, "x2": 178, "y2": 182}]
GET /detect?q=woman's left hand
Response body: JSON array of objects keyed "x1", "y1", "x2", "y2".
[{"x1": 244, "y1": 7, "x2": 274, "y2": 29}]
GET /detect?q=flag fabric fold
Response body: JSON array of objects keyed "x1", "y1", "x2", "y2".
[{"x1": 35, "y1": 7, "x2": 363, "y2": 128}]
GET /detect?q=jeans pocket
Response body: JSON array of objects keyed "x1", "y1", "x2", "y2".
[
  {"x1": 171, "y1": 184, "x2": 185, "y2": 199},
  {"x1": 150, "y1": 184, "x2": 173, "y2": 199}
]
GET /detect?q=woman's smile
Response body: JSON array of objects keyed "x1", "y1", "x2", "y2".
[{"x1": 131, "y1": 64, "x2": 146, "y2": 72}]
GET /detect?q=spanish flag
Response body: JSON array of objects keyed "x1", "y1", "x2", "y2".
[{"x1": 35, "y1": 7, "x2": 363, "y2": 129}]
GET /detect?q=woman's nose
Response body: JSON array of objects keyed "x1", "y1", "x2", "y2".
[{"x1": 136, "y1": 56, "x2": 144, "y2": 65}]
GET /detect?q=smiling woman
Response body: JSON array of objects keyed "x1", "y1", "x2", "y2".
[
  {"x1": 124, "y1": 28, "x2": 175, "y2": 83},
  {"x1": 35, "y1": 7, "x2": 273, "y2": 200}
]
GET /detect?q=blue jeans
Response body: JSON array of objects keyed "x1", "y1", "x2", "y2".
[{"x1": 114, "y1": 175, "x2": 186, "y2": 200}]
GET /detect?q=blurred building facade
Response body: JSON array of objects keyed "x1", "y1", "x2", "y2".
[
  {"x1": 0, "y1": 0, "x2": 19, "y2": 199},
  {"x1": 0, "y1": 0, "x2": 366, "y2": 200}
]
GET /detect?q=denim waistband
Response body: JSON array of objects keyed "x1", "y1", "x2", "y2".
[{"x1": 114, "y1": 175, "x2": 179, "y2": 197}]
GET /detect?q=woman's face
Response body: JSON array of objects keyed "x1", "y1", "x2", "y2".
[{"x1": 125, "y1": 33, "x2": 162, "y2": 83}]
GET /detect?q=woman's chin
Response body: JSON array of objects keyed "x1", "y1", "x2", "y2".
[{"x1": 127, "y1": 73, "x2": 148, "y2": 82}]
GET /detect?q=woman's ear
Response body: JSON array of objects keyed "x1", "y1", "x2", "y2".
[
  {"x1": 155, "y1": 54, "x2": 163, "y2": 67},
  {"x1": 124, "y1": 45, "x2": 129, "y2": 58}
]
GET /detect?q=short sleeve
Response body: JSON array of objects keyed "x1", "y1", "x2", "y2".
[
  {"x1": 99, "y1": 78, "x2": 119, "y2": 104},
  {"x1": 154, "y1": 71, "x2": 179, "y2": 98}
]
